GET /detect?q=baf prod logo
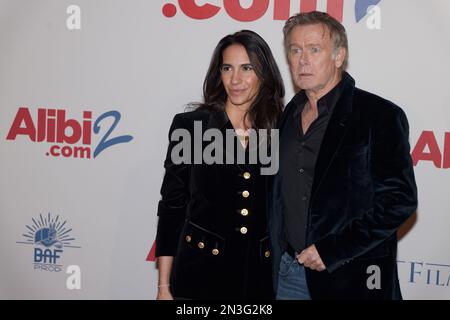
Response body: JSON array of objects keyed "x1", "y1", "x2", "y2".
[
  {"x1": 162, "y1": 0, "x2": 382, "y2": 24},
  {"x1": 17, "y1": 213, "x2": 81, "y2": 272}
]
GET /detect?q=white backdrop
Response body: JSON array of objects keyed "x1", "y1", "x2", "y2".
[{"x1": 0, "y1": 0, "x2": 449, "y2": 299}]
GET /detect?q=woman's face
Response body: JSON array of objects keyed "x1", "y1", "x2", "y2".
[{"x1": 220, "y1": 44, "x2": 260, "y2": 111}]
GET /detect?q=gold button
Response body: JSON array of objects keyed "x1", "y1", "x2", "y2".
[
  {"x1": 198, "y1": 242, "x2": 205, "y2": 249},
  {"x1": 212, "y1": 248, "x2": 219, "y2": 255},
  {"x1": 240, "y1": 208, "x2": 249, "y2": 216},
  {"x1": 243, "y1": 172, "x2": 251, "y2": 180},
  {"x1": 242, "y1": 190, "x2": 250, "y2": 198},
  {"x1": 264, "y1": 250, "x2": 271, "y2": 258},
  {"x1": 240, "y1": 227, "x2": 248, "y2": 234},
  {"x1": 185, "y1": 235, "x2": 192, "y2": 243}
]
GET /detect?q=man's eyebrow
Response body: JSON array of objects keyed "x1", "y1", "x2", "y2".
[{"x1": 289, "y1": 43, "x2": 322, "y2": 48}]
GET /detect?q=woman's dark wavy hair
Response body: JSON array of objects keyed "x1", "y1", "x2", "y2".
[{"x1": 196, "y1": 30, "x2": 284, "y2": 131}]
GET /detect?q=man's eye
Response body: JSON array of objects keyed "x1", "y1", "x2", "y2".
[
  {"x1": 290, "y1": 48, "x2": 301, "y2": 55},
  {"x1": 311, "y1": 47, "x2": 320, "y2": 53}
]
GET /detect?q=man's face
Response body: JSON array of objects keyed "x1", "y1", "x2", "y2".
[{"x1": 287, "y1": 23, "x2": 345, "y2": 97}]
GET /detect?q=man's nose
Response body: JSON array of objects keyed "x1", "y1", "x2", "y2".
[{"x1": 299, "y1": 51, "x2": 310, "y2": 65}]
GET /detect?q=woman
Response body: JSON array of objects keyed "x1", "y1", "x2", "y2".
[{"x1": 155, "y1": 30, "x2": 284, "y2": 300}]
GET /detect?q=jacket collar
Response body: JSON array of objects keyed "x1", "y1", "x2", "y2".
[{"x1": 207, "y1": 108, "x2": 230, "y2": 130}]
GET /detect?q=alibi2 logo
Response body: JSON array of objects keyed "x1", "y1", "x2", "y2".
[
  {"x1": 6, "y1": 107, "x2": 133, "y2": 159},
  {"x1": 16, "y1": 213, "x2": 81, "y2": 273}
]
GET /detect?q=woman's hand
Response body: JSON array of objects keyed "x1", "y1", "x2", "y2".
[{"x1": 157, "y1": 286, "x2": 174, "y2": 300}]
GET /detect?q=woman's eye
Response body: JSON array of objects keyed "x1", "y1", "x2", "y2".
[{"x1": 242, "y1": 65, "x2": 253, "y2": 71}]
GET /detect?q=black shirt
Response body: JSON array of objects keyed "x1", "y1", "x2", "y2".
[{"x1": 279, "y1": 81, "x2": 344, "y2": 252}]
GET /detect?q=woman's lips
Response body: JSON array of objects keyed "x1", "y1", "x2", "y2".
[{"x1": 230, "y1": 89, "x2": 246, "y2": 95}]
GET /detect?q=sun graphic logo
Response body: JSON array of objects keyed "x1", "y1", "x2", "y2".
[{"x1": 17, "y1": 213, "x2": 81, "y2": 272}]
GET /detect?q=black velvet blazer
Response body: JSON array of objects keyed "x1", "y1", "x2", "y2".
[
  {"x1": 155, "y1": 108, "x2": 273, "y2": 299},
  {"x1": 269, "y1": 72, "x2": 418, "y2": 299}
]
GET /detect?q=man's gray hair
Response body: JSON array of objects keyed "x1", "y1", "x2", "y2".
[{"x1": 283, "y1": 11, "x2": 349, "y2": 70}]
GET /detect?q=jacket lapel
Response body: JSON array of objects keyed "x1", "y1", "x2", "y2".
[
  {"x1": 207, "y1": 109, "x2": 228, "y2": 130},
  {"x1": 310, "y1": 73, "x2": 355, "y2": 199},
  {"x1": 207, "y1": 109, "x2": 250, "y2": 171}
]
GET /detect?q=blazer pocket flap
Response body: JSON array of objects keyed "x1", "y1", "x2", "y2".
[
  {"x1": 338, "y1": 145, "x2": 369, "y2": 157},
  {"x1": 259, "y1": 235, "x2": 271, "y2": 260},
  {"x1": 183, "y1": 221, "x2": 225, "y2": 256}
]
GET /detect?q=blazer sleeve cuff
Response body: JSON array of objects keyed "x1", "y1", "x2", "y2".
[
  {"x1": 155, "y1": 214, "x2": 185, "y2": 257},
  {"x1": 314, "y1": 235, "x2": 349, "y2": 273}
]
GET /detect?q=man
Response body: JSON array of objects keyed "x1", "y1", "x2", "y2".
[{"x1": 269, "y1": 11, "x2": 417, "y2": 300}]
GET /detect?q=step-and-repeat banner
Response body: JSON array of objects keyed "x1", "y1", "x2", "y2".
[{"x1": 1, "y1": 0, "x2": 449, "y2": 299}]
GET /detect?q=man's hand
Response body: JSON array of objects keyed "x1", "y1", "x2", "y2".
[{"x1": 297, "y1": 244, "x2": 326, "y2": 272}]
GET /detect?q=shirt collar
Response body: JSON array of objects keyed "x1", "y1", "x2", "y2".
[{"x1": 292, "y1": 76, "x2": 345, "y2": 119}]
